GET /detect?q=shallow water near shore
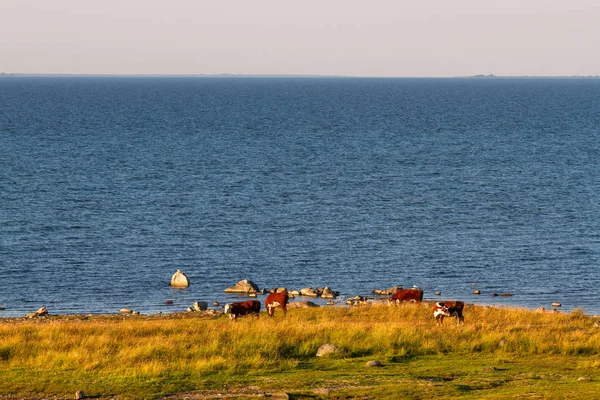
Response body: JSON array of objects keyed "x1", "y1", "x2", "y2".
[{"x1": 1, "y1": 76, "x2": 599, "y2": 317}]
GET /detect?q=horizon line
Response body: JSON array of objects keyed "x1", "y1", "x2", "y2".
[{"x1": 1, "y1": 72, "x2": 599, "y2": 79}]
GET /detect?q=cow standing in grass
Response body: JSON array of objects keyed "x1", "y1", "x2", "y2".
[
  {"x1": 387, "y1": 288, "x2": 424, "y2": 305},
  {"x1": 224, "y1": 300, "x2": 261, "y2": 320},
  {"x1": 265, "y1": 291, "x2": 289, "y2": 317},
  {"x1": 433, "y1": 301, "x2": 465, "y2": 326}
]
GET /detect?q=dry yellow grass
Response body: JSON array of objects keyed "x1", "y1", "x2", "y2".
[{"x1": 1, "y1": 302, "x2": 600, "y2": 398}]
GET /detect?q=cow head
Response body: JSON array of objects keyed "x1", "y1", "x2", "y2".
[
  {"x1": 224, "y1": 303, "x2": 231, "y2": 314},
  {"x1": 433, "y1": 302, "x2": 451, "y2": 318}
]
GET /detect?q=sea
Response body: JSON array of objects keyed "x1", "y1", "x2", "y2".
[{"x1": 1, "y1": 76, "x2": 599, "y2": 317}]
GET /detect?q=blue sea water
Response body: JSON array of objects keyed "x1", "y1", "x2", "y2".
[{"x1": 1, "y1": 76, "x2": 599, "y2": 317}]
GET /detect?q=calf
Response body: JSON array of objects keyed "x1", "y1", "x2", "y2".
[
  {"x1": 265, "y1": 291, "x2": 289, "y2": 317},
  {"x1": 387, "y1": 288, "x2": 424, "y2": 305},
  {"x1": 433, "y1": 301, "x2": 465, "y2": 326},
  {"x1": 224, "y1": 300, "x2": 261, "y2": 320}
]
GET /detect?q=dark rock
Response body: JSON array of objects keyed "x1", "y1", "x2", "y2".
[{"x1": 193, "y1": 301, "x2": 208, "y2": 311}]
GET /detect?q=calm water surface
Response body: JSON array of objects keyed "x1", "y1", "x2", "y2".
[{"x1": 1, "y1": 76, "x2": 599, "y2": 316}]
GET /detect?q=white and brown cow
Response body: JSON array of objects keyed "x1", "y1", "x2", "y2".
[
  {"x1": 265, "y1": 291, "x2": 289, "y2": 317},
  {"x1": 433, "y1": 301, "x2": 465, "y2": 326},
  {"x1": 224, "y1": 300, "x2": 261, "y2": 320}
]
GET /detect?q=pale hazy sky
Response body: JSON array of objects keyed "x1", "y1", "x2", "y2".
[{"x1": 1, "y1": 0, "x2": 598, "y2": 77}]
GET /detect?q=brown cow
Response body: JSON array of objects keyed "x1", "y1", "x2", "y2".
[
  {"x1": 224, "y1": 300, "x2": 261, "y2": 320},
  {"x1": 433, "y1": 301, "x2": 465, "y2": 326},
  {"x1": 265, "y1": 291, "x2": 289, "y2": 317},
  {"x1": 387, "y1": 288, "x2": 424, "y2": 305}
]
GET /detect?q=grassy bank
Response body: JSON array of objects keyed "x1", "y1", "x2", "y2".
[{"x1": 1, "y1": 303, "x2": 600, "y2": 399}]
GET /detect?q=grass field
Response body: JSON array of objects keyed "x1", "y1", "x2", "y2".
[{"x1": 1, "y1": 302, "x2": 600, "y2": 399}]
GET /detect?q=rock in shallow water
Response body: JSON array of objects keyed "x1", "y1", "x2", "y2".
[
  {"x1": 224, "y1": 279, "x2": 259, "y2": 294},
  {"x1": 193, "y1": 301, "x2": 208, "y2": 311},
  {"x1": 170, "y1": 269, "x2": 190, "y2": 288}
]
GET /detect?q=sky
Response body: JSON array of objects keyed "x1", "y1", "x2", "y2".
[{"x1": 1, "y1": 0, "x2": 599, "y2": 77}]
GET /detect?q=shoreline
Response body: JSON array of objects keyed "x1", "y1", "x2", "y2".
[{"x1": 1, "y1": 299, "x2": 589, "y2": 323}]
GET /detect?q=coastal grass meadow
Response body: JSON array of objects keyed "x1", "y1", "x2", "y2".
[{"x1": 1, "y1": 303, "x2": 600, "y2": 399}]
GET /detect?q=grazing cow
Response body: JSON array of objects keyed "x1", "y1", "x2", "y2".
[
  {"x1": 265, "y1": 291, "x2": 289, "y2": 317},
  {"x1": 433, "y1": 301, "x2": 465, "y2": 326},
  {"x1": 223, "y1": 300, "x2": 261, "y2": 320},
  {"x1": 387, "y1": 288, "x2": 424, "y2": 304}
]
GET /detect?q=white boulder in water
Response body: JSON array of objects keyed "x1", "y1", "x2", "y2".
[{"x1": 170, "y1": 270, "x2": 190, "y2": 288}]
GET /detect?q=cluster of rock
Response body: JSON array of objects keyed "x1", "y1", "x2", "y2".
[
  {"x1": 26, "y1": 306, "x2": 49, "y2": 318},
  {"x1": 372, "y1": 286, "x2": 403, "y2": 296},
  {"x1": 223, "y1": 280, "x2": 340, "y2": 300},
  {"x1": 119, "y1": 308, "x2": 140, "y2": 315},
  {"x1": 296, "y1": 287, "x2": 339, "y2": 299},
  {"x1": 187, "y1": 301, "x2": 208, "y2": 312},
  {"x1": 345, "y1": 296, "x2": 369, "y2": 306}
]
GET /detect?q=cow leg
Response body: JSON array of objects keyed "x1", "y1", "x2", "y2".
[
  {"x1": 281, "y1": 305, "x2": 287, "y2": 316},
  {"x1": 451, "y1": 311, "x2": 464, "y2": 325}
]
